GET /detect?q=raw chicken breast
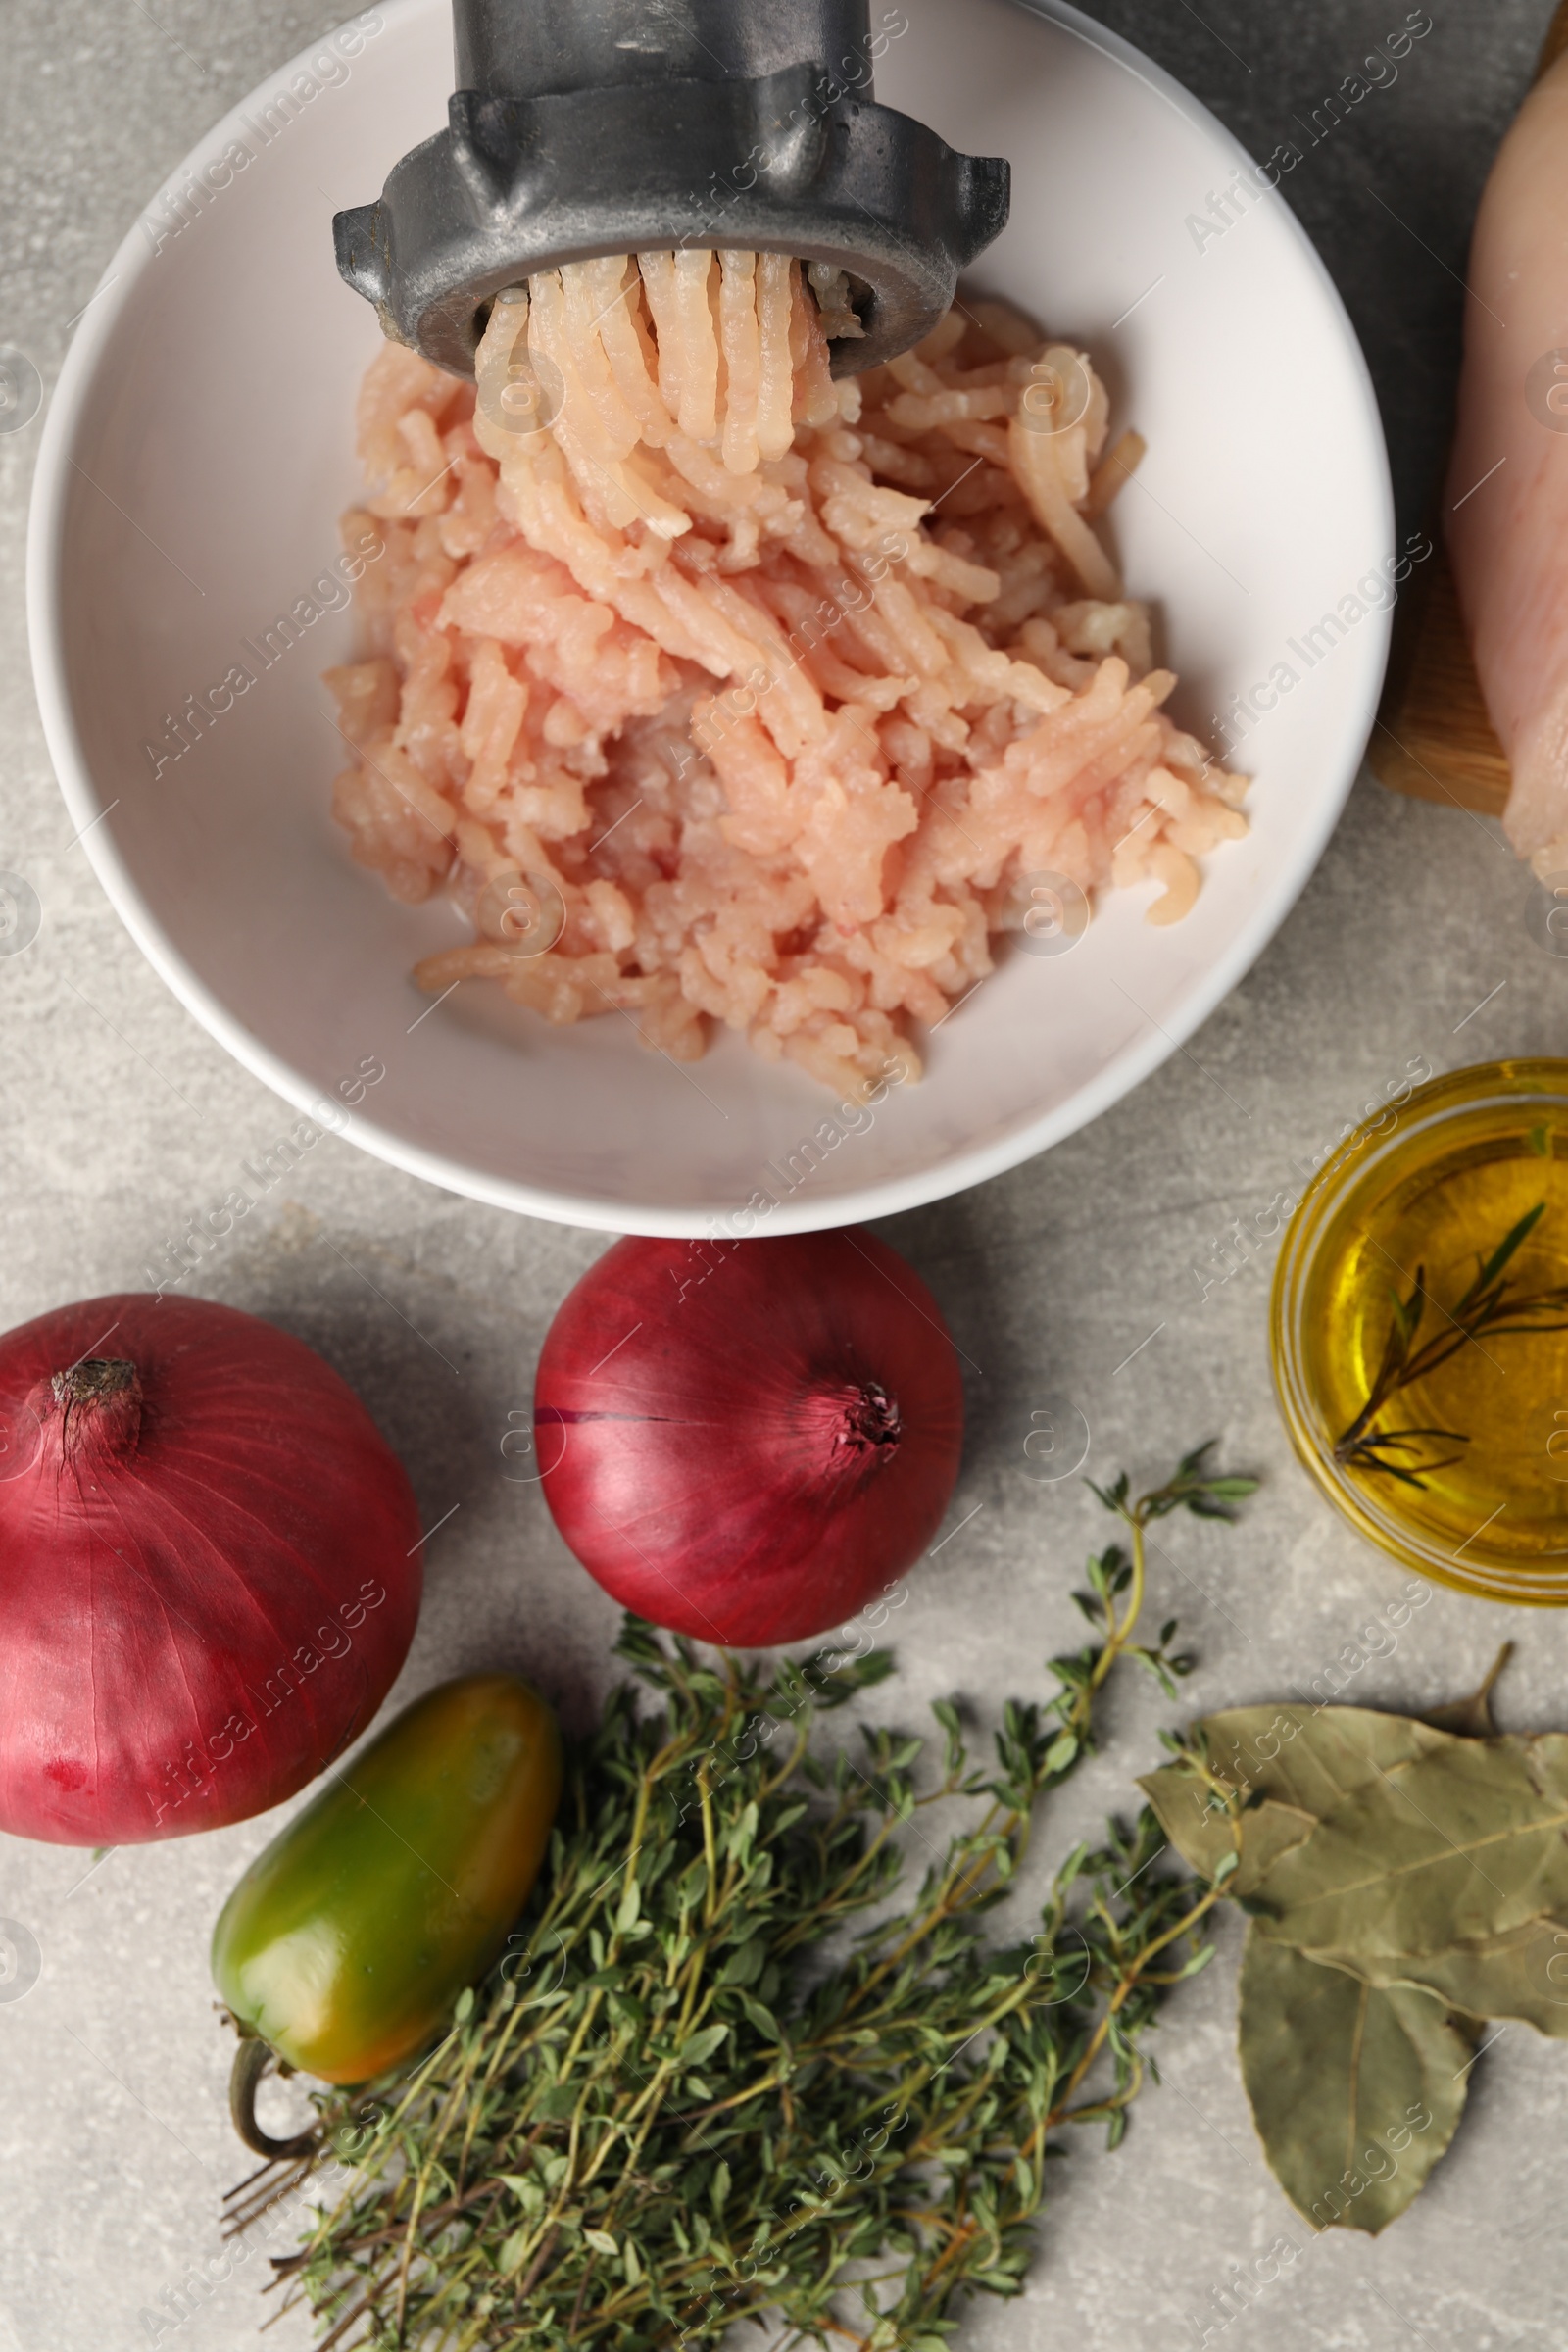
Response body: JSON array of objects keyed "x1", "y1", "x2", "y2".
[{"x1": 1447, "y1": 48, "x2": 1568, "y2": 869}]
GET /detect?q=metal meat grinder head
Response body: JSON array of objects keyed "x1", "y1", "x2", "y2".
[{"x1": 334, "y1": 0, "x2": 1011, "y2": 381}]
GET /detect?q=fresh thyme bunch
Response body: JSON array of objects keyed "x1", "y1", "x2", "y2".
[{"x1": 240, "y1": 1450, "x2": 1252, "y2": 2351}]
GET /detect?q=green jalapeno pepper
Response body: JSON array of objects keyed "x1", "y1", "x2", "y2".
[{"x1": 213, "y1": 1674, "x2": 562, "y2": 2150}]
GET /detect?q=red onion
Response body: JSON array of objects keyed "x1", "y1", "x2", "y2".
[
  {"x1": 0, "y1": 1294, "x2": 422, "y2": 1846},
  {"x1": 535, "y1": 1231, "x2": 963, "y2": 1645}
]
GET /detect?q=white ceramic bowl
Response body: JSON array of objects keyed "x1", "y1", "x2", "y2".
[{"x1": 28, "y1": 0, "x2": 1392, "y2": 1238}]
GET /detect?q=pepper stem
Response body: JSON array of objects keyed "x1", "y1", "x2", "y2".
[{"x1": 228, "y1": 2035, "x2": 321, "y2": 2162}]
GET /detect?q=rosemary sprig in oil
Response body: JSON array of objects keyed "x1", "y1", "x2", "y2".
[
  {"x1": 232, "y1": 1450, "x2": 1253, "y2": 2352},
  {"x1": 1336, "y1": 1202, "x2": 1568, "y2": 1488}
]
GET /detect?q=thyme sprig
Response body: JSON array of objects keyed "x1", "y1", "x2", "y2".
[
  {"x1": 233, "y1": 1451, "x2": 1253, "y2": 2352},
  {"x1": 1335, "y1": 1202, "x2": 1568, "y2": 1489}
]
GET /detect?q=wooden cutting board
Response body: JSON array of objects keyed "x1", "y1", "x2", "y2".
[
  {"x1": 1370, "y1": 545, "x2": 1510, "y2": 815},
  {"x1": 1371, "y1": 0, "x2": 1568, "y2": 820}
]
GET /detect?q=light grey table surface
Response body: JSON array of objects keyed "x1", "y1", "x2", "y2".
[{"x1": 2, "y1": 3, "x2": 1566, "y2": 2348}]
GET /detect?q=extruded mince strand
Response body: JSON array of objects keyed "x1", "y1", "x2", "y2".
[{"x1": 328, "y1": 254, "x2": 1247, "y2": 1098}]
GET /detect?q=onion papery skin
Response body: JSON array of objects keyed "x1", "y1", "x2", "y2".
[
  {"x1": 0, "y1": 1294, "x2": 422, "y2": 1846},
  {"x1": 535, "y1": 1232, "x2": 964, "y2": 1645}
]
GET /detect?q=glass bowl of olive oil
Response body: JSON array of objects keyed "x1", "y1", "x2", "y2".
[{"x1": 1271, "y1": 1059, "x2": 1568, "y2": 1603}]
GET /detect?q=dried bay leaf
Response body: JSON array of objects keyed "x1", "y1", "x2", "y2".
[
  {"x1": 1236, "y1": 1928, "x2": 1473, "y2": 2233},
  {"x1": 1139, "y1": 1772, "x2": 1312, "y2": 1894},
  {"x1": 1140, "y1": 1705, "x2": 1444, "y2": 1893},
  {"x1": 1152, "y1": 1678, "x2": 1568, "y2": 2235},
  {"x1": 1190, "y1": 1705, "x2": 1444, "y2": 1815},
  {"x1": 1311, "y1": 1916, "x2": 1568, "y2": 2037},
  {"x1": 1248, "y1": 1734, "x2": 1568, "y2": 1961}
]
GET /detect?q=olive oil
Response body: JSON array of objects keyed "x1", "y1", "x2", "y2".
[{"x1": 1273, "y1": 1062, "x2": 1568, "y2": 1602}]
